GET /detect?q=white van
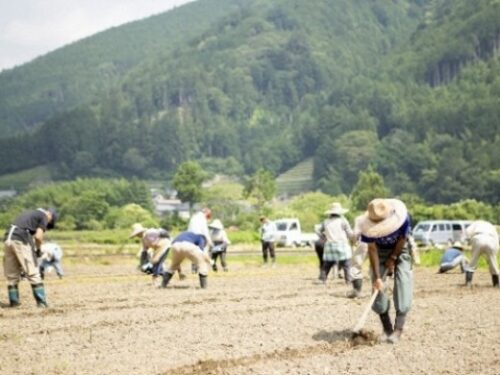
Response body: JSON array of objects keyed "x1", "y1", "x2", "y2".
[{"x1": 412, "y1": 220, "x2": 472, "y2": 246}]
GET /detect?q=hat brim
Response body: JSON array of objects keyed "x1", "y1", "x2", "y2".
[
  {"x1": 359, "y1": 199, "x2": 408, "y2": 238},
  {"x1": 324, "y1": 208, "x2": 349, "y2": 215},
  {"x1": 129, "y1": 229, "x2": 146, "y2": 238}
]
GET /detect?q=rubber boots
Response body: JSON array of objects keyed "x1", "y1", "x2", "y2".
[
  {"x1": 379, "y1": 311, "x2": 394, "y2": 337},
  {"x1": 465, "y1": 271, "x2": 473, "y2": 287},
  {"x1": 347, "y1": 279, "x2": 362, "y2": 298},
  {"x1": 161, "y1": 272, "x2": 174, "y2": 288},
  {"x1": 31, "y1": 283, "x2": 48, "y2": 308},
  {"x1": 8, "y1": 285, "x2": 20, "y2": 307},
  {"x1": 199, "y1": 274, "x2": 208, "y2": 289},
  {"x1": 492, "y1": 274, "x2": 499, "y2": 288}
]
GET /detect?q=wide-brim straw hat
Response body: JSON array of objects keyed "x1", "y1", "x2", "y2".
[
  {"x1": 324, "y1": 202, "x2": 349, "y2": 215},
  {"x1": 359, "y1": 199, "x2": 408, "y2": 238},
  {"x1": 452, "y1": 241, "x2": 463, "y2": 250},
  {"x1": 209, "y1": 219, "x2": 224, "y2": 230},
  {"x1": 129, "y1": 223, "x2": 147, "y2": 238}
]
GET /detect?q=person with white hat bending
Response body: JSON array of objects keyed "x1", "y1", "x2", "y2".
[
  {"x1": 359, "y1": 198, "x2": 413, "y2": 344},
  {"x1": 464, "y1": 220, "x2": 499, "y2": 287},
  {"x1": 209, "y1": 219, "x2": 231, "y2": 272},
  {"x1": 317, "y1": 202, "x2": 355, "y2": 284}
]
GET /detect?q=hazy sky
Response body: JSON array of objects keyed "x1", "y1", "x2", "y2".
[{"x1": 0, "y1": 0, "x2": 195, "y2": 72}]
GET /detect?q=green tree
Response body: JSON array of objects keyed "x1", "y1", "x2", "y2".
[
  {"x1": 243, "y1": 169, "x2": 276, "y2": 207},
  {"x1": 172, "y1": 161, "x2": 207, "y2": 212},
  {"x1": 351, "y1": 166, "x2": 390, "y2": 211}
]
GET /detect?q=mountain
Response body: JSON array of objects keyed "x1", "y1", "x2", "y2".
[{"x1": 0, "y1": 0, "x2": 499, "y2": 205}]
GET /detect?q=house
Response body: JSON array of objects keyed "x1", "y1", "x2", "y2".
[{"x1": 152, "y1": 194, "x2": 190, "y2": 220}]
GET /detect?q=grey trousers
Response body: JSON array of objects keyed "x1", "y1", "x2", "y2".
[{"x1": 371, "y1": 249, "x2": 413, "y2": 315}]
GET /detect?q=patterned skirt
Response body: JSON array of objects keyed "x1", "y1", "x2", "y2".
[{"x1": 323, "y1": 241, "x2": 352, "y2": 262}]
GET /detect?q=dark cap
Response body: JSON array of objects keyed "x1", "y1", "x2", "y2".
[{"x1": 47, "y1": 208, "x2": 58, "y2": 229}]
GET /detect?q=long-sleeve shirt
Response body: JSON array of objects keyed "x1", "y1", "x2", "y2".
[{"x1": 260, "y1": 221, "x2": 277, "y2": 242}]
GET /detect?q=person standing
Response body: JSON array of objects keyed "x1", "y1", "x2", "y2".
[
  {"x1": 3, "y1": 207, "x2": 58, "y2": 307},
  {"x1": 438, "y1": 241, "x2": 468, "y2": 274},
  {"x1": 359, "y1": 198, "x2": 413, "y2": 344},
  {"x1": 313, "y1": 223, "x2": 326, "y2": 279},
  {"x1": 318, "y1": 202, "x2": 355, "y2": 284},
  {"x1": 259, "y1": 216, "x2": 277, "y2": 266},
  {"x1": 209, "y1": 219, "x2": 230, "y2": 272},
  {"x1": 39, "y1": 242, "x2": 64, "y2": 279},
  {"x1": 161, "y1": 231, "x2": 211, "y2": 289},
  {"x1": 464, "y1": 220, "x2": 499, "y2": 287}
]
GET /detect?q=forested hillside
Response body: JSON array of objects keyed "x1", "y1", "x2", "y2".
[{"x1": 0, "y1": 0, "x2": 499, "y2": 204}]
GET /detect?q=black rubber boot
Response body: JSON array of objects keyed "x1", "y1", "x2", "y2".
[
  {"x1": 379, "y1": 311, "x2": 394, "y2": 336},
  {"x1": 492, "y1": 274, "x2": 499, "y2": 288},
  {"x1": 31, "y1": 283, "x2": 48, "y2": 308},
  {"x1": 347, "y1": 279, "x2": 362, "y2": 298},
  {"x1": 199, "y1": 274, "x2": 208, "y2": 289},
  {"x1": 8, "y1": 285, "x2": 20, "y2": 307},
  {"x1": 465, "y1": 271, "x2": 473, "y2": 287},
  {"x1": 40, "y1": 266, "x2": 45, "y2": 280},
  {"x1": 161, "y1": 272, "x2": 174, "y2": 288}
]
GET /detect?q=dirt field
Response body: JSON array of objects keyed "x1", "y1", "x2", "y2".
[{"x1": 1, "y1": 257, "x2": 499, "y2": 375}]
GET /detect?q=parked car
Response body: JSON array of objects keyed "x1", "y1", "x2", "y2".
[
  {"x1": 413, "y1": 220, "x2": 472, "y2": 246},
  {"x1": 274, "y1": 218, "x2": 318, "y2": 248}
]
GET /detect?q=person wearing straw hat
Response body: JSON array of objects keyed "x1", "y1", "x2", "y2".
[
  {"x1": 317, "y1": 202, "x2": 355, "y2": 284},
  {"x1": 129, "y1": 223, "x2": 185, "y2": 287},
  {"x1": 464, "y1": 220, "x2": 499, "y2": 287},
  {"x1": 209, "y1": 219, "x2": 231, "y2": 272},
  {"x1": 437, "y1": 241, "x2": 468, "y2": 274},
  {"x1": 359, "y1": 198, "x2": 413, "y2": 344}
]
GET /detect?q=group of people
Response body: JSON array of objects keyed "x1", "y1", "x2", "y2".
[
  {"x1": 130, "y1": 207, "x2": 231, "y2": 289},
  {"x1": 3, "y1": 200, "x2": 499, "y2": 346}
]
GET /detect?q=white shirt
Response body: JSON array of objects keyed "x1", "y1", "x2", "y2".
[
  {"x1": 260, "y1": 221, "x2": 277, "y2": 242},
  {"x1": 188, "y1": 211, "x2": 213, "y2": 246}
]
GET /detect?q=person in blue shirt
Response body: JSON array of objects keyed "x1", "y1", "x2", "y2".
[
  {"x1": 438, "y1": 241, "x2": 468, "y2": 274},
  {"x1": 161, "y1": 231, "x2": 211, "y2": 289},
  {"x1": 39, "y1": 242, "x2": 64, "y2": 279},
  {"x1": 359, "y1": 198, "x2": 413, "y2": 344}
]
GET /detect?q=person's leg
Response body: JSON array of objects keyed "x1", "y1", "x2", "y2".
[
  {"x1": 483, "y1": 241, "x2": 499, "y2": 287},
  {"x1": 53, "y1": 261, "x2": 64, "y2": 278},
  {"x1": 391, "y1": 252, "x2": 413, "y2": 343},
  {"x1": 212, "y1": 252, "x2": 219, "y2": 272},
  {"x1": 341, "y1": 259, "x2": 352, "y2": 284},
  {"x1": 465, "y1": 238, "x2": 482, "y2": 286},
  {"x1": 3, "y1": 243, "x2": 22, "y2": 306},
  {"x1": 314, "y1": 241, "x2": 324, "y2": 278},
  {"x1": 348, "y1": 243, "x2": 366, "y2": 298},
  {"x1": 321, "y1": 261, "x2": 334, "y2": 282},
  {"x1": 261, "y1": 241, "x2": 269, "y2": 264},
  {"x1": 220, "y1": 250, "x2": 228, "y2": 271},
  {"x1": 162, "y1": 246, "x2": 184, "y2": 288},
  {"x1": 269, "y1": 242, "x2": 276, "y2": 265}
]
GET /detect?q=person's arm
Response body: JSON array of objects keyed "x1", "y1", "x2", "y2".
[
  {"x1": 34, "y1": 227, "x2": 45, "y2": 250},
  {"x1": 368, "y1": 242, "x2": 384, "y2": 291},
  {"x1": 384, "y1": 236, "x2": 406, "y2": 275}
]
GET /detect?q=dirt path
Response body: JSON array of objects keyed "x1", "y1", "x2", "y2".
[{"x1": 1, "y1": 261, "x2": 499, "y2": 374}]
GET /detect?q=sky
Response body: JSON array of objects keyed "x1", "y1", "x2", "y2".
[{"x1": 0, "y1": 0, "x2": 195, "y2": 72}]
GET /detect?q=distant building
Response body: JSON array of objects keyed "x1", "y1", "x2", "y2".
[{"x1": 152, "y1": 194, "x2": 190, "y2": 220}]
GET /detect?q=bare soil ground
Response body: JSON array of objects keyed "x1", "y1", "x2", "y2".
[{"x1": 1, "y1": 258, "x2": 500, "y2": 374}]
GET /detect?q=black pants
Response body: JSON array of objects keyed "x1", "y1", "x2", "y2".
[
  {"x1": 261, "y1": 241, "x2": 276, "y2": 263},
  {"x1": 314, "y1": 240, "x2": 325, "y2": 272},
  {"x1": 211, "y1": 248, "x2": 227, "y2": 271},
  {"x1": 320, "y1": 259, "x2": 351, "y2": 283}
]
